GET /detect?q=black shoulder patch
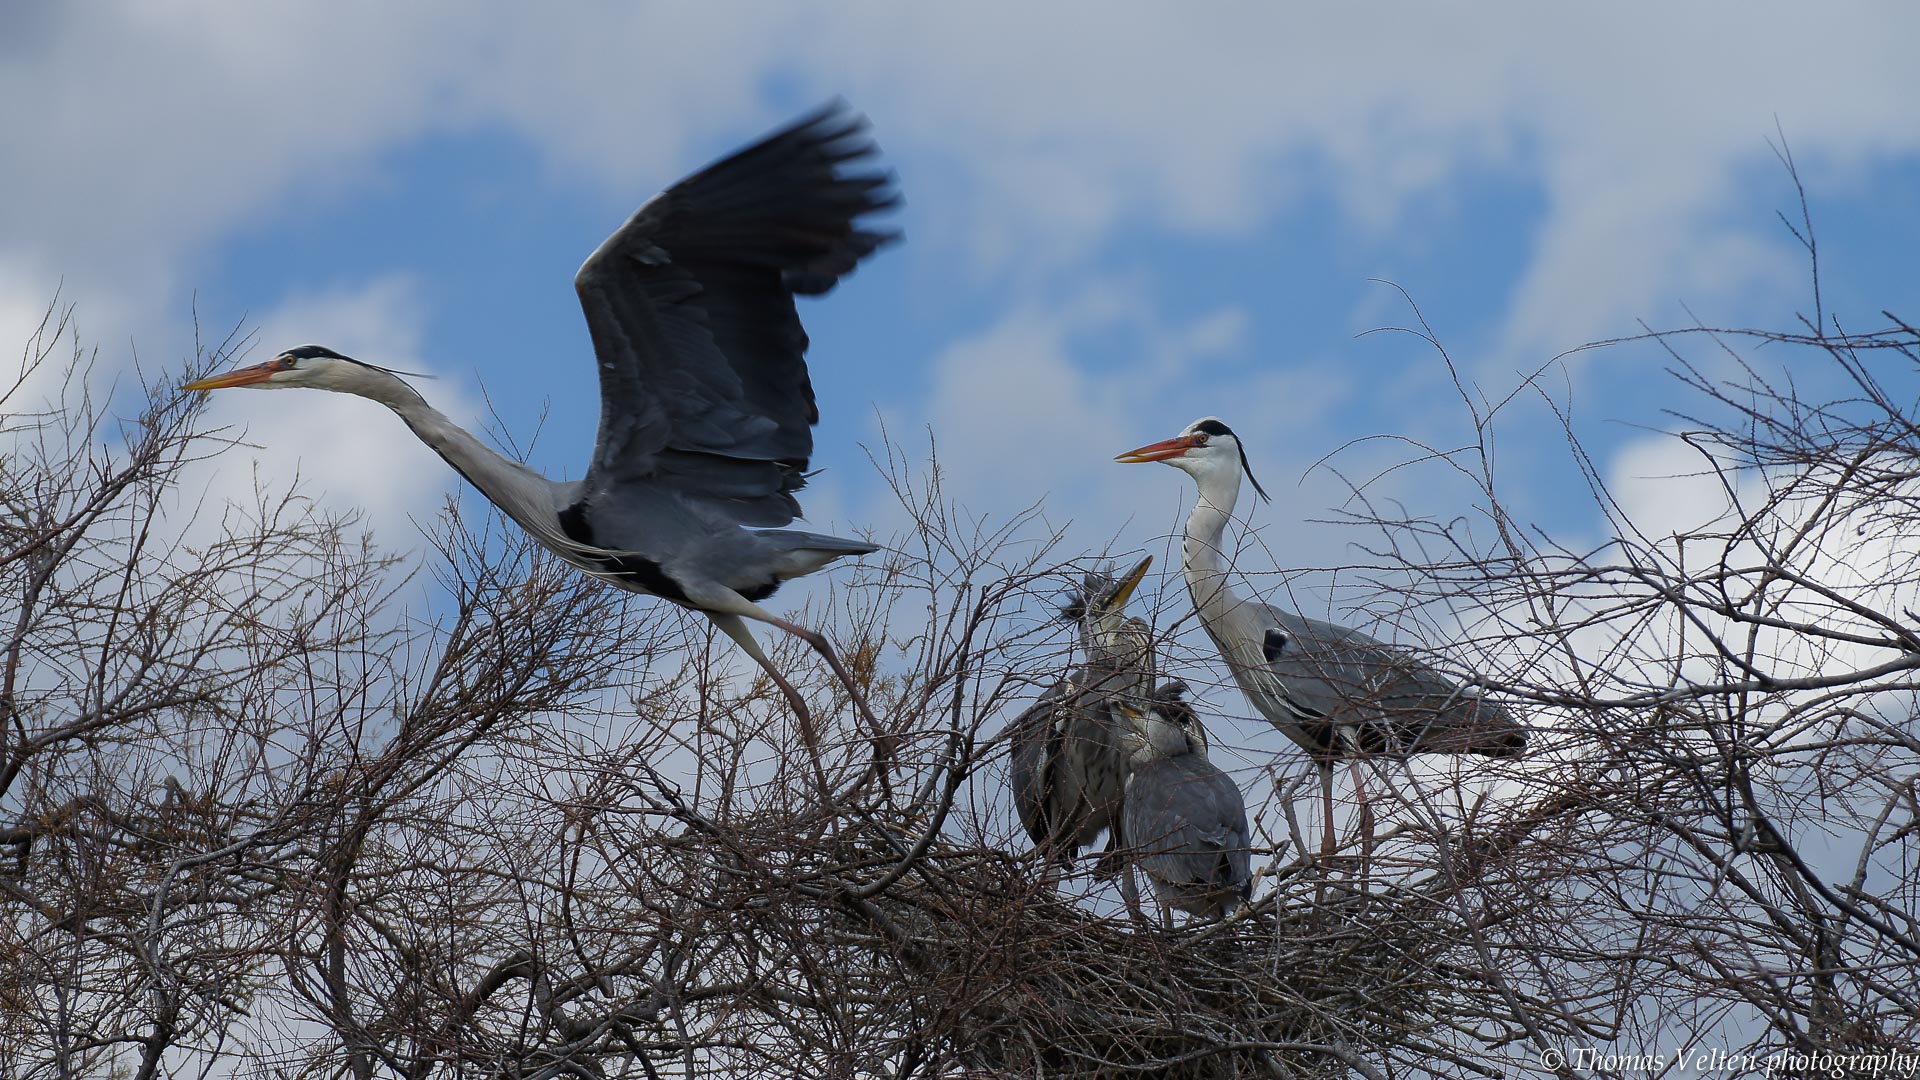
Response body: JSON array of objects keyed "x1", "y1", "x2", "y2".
[
  {"x1": 558, "y1": 500, "x2": 699, "y2": 604},
  {"x1": 1263, "y1": 627, "x2": 1288, "y2": 662},
  {"x1": 285, "y1": 344, "x2": 355, "y2": 362},
  {"x1": 1195, "y1": 418, "x2": 1233, "y2": 437}
]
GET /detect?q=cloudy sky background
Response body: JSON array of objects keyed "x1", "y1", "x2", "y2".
[
  {"x1": 7, "y1": 6, "x2": 1920, "y2": 767},
  {"x1": 7, "y1": 3, "x2": 1917, "y2": 560}
]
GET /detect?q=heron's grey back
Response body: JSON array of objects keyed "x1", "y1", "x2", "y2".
[
  {"x1": 1259, "y1": 608, "x2": 1526, "y2": 758},
  {"x1": 1124, "y1": 753, "x2": 1251, "y2": 914}
]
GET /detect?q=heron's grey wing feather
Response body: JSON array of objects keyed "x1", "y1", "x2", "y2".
[
  {"x1": 1261, "y1": 608, "x2": 1524, "y2": 755},
  {"x1": 1062, "y1": 696, "x2": 1130, "y2": 843},
  {"x1": 572, "y1": 102, "x2": 898, "y2": 527},
  {"x1": 1006, "y1": 677, "x2": 1074, "y2": 847}
]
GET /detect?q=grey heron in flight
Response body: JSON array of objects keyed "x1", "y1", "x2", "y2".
[
  {"x1": 1116, "y1": 696, "x2": 1252, "y2": 923},
  {"x1": 1116, "y1": 417, "x2": 1525, "y2": 861},
  {"x1": 1006, "y1": 557, "x2": 1156, "y2": 872},
  {"x1": 185, "y1": 104, "x2": 898, "y2": 775}
]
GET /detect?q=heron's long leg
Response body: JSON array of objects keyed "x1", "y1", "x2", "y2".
[
  {"x1": 1317, "y1": 760, "x2": 1337, "y2": 862},
  {"x1": 1315, "y1": 759, "x2": 1336, "y2": 908},
  {"x1": 1348, "y1": 756, "x2": 1374, "y2": 883},
  {"x1": 1119, "y1": 863, "x2": 1147, "y2": 927},
  {"x1": 739, "y1": 604, "x2": 898, "y2": 799},
  {"x1": 1335, "y1": 725, "x2": 1374, "y2": 883},
  {"x1": 707, "y1": 612, "x2": 832, "y2": 800}
]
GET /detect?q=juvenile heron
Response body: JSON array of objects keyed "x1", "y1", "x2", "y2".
[
  {"x1": 184, "y1": 104, "x2": 898, "y2": 778},
  {"x1": 1117, "y1": 697, "x2": 1253, "y2": 923},
  {"x1": 1116, "y1": 417, "x2": 1526, "y2": 860},
  {"x1": 1006, "y1": 557, "x2": 1156, "y2": 870}
]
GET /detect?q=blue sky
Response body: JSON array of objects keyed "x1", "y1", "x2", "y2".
[{"x1": 5, "y1": 3, "x2": 1919, "y2": 612}]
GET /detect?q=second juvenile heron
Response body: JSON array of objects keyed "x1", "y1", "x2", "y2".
[{"x1": 1118, "y1": 696, "x2": 1253, "y2": 923}]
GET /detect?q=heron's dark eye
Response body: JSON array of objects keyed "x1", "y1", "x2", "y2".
[{"x1": 1192, "y1": 433, "x2": 1210, "y2": 446}]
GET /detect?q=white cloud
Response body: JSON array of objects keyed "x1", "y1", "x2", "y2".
[{"x1": 893, "y1": 277, "x2": 1366, "y2": 549}]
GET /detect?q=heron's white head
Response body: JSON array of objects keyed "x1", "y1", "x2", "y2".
[
  {"x1": 184, "y1": 345, "x2": 424, "y2": 405},
  {"x1": 1117, "y1": 698, "x2": 1205, "y2": 762},
  {"x1": 1113, "y1": 417, "x2": 1270, "y2": 503}
]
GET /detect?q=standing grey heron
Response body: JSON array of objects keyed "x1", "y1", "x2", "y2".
[
  {"x1": 1116, "y1": 697, "x2": 1252, "y2": 923},
  {"x1": 184, "y1": 104, "x2": 898, "y2": 775},
  {"x1": 1006, "y1": 557, "x2": 1156, "y2": 871},
  {"x1": 1115, "y1": 417, "x2": 1525, "y2": 860}
]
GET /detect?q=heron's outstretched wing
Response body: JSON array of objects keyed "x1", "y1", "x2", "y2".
[
  {"x1": 572, "y1": 101, "x2": 899, "y2": 527},
  {"x1": 1259, "y1": 609, "x2": 1525, "y2": 757}
]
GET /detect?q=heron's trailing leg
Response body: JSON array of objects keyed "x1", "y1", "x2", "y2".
[
  {"x1": 708, "y1": 612, "x2": 833, "y2": 800},
  {"x1": 1316, "y1": 761, "x2": 1338, "y2": 863},
  {"x1": 740, "y1": 603, "x2": 898, "y2": 801}
]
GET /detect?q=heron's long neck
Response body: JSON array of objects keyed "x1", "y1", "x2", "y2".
[
  {"x1": 1181, "y1": 467, "x2": 1244, "y2": 634},
  {"x1": 1178, "y1": 463, "x2": 1303, "y2": 740},
  {"x1": 357, "y1": 375, "x2": 565, "y2": 542}
]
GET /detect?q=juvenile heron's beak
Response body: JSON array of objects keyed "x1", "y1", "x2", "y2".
[
  {"x1": 183, "y1": 362, "x2": 281, "y2": 391},
  {"x1": 1095, "y1": 555, "x2": 1153, "y2": 615},
  {"x1": 1114, "y1": 434, "x2": 1200, "y2": 463}
]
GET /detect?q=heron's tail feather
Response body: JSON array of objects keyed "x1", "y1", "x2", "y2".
[{"x1": 758, "y1": 529, "x2": 880, "y2": 579}]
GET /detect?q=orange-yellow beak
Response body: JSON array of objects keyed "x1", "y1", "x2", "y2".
[
  {"x1": 1114, "y1": 434, "x2": 1200, "y2": 464},
  {"x1": 182, "y1": 362, "x2": 283, "y2": 391},
  {"x1": 1097, "y1": 554, "x2": 1153, "y2": 613}
]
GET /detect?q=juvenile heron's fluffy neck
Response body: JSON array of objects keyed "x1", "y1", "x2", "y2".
[
  {"x1": 1084, "y1": 614, "x2": 1155, "y2": 698},
  {"x1": 1130, "y1": 711, "x2": 1194, "y2": 764},
  {"x1": 1153, "y1": 715, "x2": 1193, "y2": 758}
]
